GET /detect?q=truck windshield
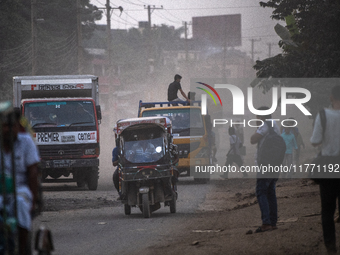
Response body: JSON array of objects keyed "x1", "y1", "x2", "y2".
[
  {"x1": 24, "y1": 101, "x2": 96, "y2": 128},
  {"x1": 142, "y1": 108, "x2": 204, "y2": 136}
]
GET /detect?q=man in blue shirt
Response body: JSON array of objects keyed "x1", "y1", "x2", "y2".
[
  {"x1": 281, "y1": 127, "x2": 298, "y2": 177},
  {"x1": 112, "y1": 127, "x2": 121, "y2": 199}
]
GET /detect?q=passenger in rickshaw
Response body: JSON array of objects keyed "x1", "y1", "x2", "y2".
[{"x1": 126, "y1": 132, "x2": 161, "y2": 163}]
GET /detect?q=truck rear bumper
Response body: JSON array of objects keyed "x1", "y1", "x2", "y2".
[{"x1": 41, "y1": 158, "x2": 99, "y2": 169}]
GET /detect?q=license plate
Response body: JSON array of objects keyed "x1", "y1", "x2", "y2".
[{"x1": 53, "y1": 160, "x2": 70, "y2": 168}]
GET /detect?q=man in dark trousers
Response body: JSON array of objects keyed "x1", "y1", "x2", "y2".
[
  {"x1": 250, "y1": 107, "x2": 281, "y2": 233},
  {"x1": 167, "y1": 74, "x2": 190, "y2": 103},
  {"x1": 310, "y1": 85, "x2": 340, "y2": 254}
]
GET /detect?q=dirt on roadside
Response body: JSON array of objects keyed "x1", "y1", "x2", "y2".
[{"x1": 142, "y1": 178, "x2": 336, "y2": 255}]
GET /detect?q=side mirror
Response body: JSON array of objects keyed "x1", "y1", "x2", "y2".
[{"x1": 96, "y1": 105, "x2": 102, "y2": 121}]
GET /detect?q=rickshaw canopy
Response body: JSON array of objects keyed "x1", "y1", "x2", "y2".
[{"x1": 116, "y1": 116, "x2": 171, "y2": 135}]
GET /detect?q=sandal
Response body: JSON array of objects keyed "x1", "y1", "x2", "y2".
[{"x1": 255, "y1": 225, "x2": 272, "y2": 233}]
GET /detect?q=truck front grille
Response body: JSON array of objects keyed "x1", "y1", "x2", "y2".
[{"x1": 39, "y1": 147, "x2": 83, "y2": 157}]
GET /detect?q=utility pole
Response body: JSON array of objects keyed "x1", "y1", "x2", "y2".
[
  {"x1": 31, "y1": 0, "x2": 37, "y2": 75},
  {"x1": 106, "y1": 0, "x2": 112, "y2": 73},
  {"x1": 184, "y1": 21, "x2": 188, "y2": 63},
  {"x1": 76, "y1": 0, "x2": 83, "y2": 74},
  {"x1": 144, "y1": 5, "x2": 163, "y2": 29},
  {"x1": 249, "y1": 38, "x2": 261, "y2": 63},
  {"x1": 144, "y1": 5, "x2": 163, "y2": 74},
  {"x1": 98, "y1": 3, "x2": 123, "y2": 78},
  {"x1": 267, "y1": 42, "x2": 275, "y2": 58}
]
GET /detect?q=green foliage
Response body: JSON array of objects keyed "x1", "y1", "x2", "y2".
[
  {"x1": 0, "y1": 0, "x2": 102, "y2": 101},
  {"x1": 253, "y1": 0, "x2": 340, "y2": 115},
  {"x1": 254, "y1": 0, "x2": 340, "y2": 78}
]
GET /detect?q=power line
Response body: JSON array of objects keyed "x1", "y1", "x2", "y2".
[{"x1": 126, "y1": 6, "x2": 261, "y2": 11}]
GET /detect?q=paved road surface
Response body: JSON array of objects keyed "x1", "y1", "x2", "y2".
[{"x1": 33, "y1": 167, "x2": 213, "y2": 255}]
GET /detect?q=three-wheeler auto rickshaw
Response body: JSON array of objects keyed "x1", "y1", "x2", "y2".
[{"x1": 116, "y1": 116, "x2": 178, "y2": 218}]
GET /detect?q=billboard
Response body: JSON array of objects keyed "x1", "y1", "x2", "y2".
[{"x1": 192, "y1": 14, "x2": 241, "y2": 47}]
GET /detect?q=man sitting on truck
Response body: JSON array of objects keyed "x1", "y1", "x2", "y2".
[{"x1": 167, "y1": 74, "x2": 191, "y2": 104}]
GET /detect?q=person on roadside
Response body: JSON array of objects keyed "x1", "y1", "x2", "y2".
[
  {"x1": 310, "y1": 85, "x2": 340, "y2": 254},
  {"x1": 221, "y1": 126, "x2": 247, "y2": 179},
  {"x1": 250, "y1": 106, "x2": 280, "y2": 233},
  {"x1": 0, "y1": 108, "x2": 40, "y2": 255},
  {"x1": 281, "y1": 126, "x2": 298, "y2": 178},
  {"x1": 282, "y1": 118, "x2": 305, "y2": 165},
  {"x1": 167, "y1": 74, "x2": 191, "y2": 103}
]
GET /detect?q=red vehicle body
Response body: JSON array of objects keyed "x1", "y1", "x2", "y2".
[{"x1": 13, "y1": 75, "x2": 102, "y2": 190}]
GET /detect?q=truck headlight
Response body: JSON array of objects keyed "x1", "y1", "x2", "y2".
[{"x1": 85, "y1": 149, "x2": 96, "y2": 155}]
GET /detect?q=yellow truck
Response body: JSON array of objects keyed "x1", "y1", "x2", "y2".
[{"x1": 138, "y1": 100, "x2": 212, "y2": 182}]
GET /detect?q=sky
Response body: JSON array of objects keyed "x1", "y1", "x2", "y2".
[{"x1": 91, "y1": 0, "x2": 285, "y2": 61}]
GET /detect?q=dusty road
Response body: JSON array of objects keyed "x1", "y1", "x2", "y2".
[
  {"x1": 33, "y1": 165, "x2": 214, "y2": 255},
  {"x1": 32, "y1": 140, "x2": 338, "y2": 255}
]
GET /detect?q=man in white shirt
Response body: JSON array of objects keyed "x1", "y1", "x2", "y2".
[
  {"x1": 310, "y1": 85, "x2": 340, "y2": 253},
  {"x1": 1, "y1": 109, "x2": 40, "y2": 255}
]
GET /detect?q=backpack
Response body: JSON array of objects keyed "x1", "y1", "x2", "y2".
[{"x1": 257, "y1": 121, "x2": 286, "y2": 167}]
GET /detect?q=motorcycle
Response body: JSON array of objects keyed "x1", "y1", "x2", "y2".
[{"x1": 116, "y1": 117, "x2": 179, "y2": 218}]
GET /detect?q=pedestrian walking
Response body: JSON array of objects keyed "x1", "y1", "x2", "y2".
[
  {"x1": 221, "y1": 126, "x2": 247, "y2": 179},
  {"x1": 0, "y1": 107, "x2": 40, "y2": 255},
  {"x1": 310, "y1": 85, "x2": 340, "y2": 254},
  {"x1": 281, "y1": 126, "x2": 298, "y2": 178}
]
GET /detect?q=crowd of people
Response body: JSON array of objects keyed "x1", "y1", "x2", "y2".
[
  {"x1": 164, "y1": 75, "x2": 340, "y2": 253},
  {"x1": 247, "y1": 85, "x2": 340, "y2": 253}
]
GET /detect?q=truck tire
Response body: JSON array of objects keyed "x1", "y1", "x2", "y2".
[
  {"x1": 77, "y1": 180, "x2": 86, "y2": 188},
  {"x1": 124, "y1": 204, "x2": 131, "y2": 215},
  {"x1": 87, "y1": 168, "x2": 98, "y2": 191},
  {"x1": 142, "y1": 193, "x2": 150, "y2": 218}
]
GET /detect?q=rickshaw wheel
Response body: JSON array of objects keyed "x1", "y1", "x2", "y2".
[
  {"x1": 170, "y1": 192, "x2": 176, "y2": 213},
  {"x1": 142, "y1": 193, "x2": 151, "y2": 218},
  {"x1": 124, "y1": 204, "x2": 131, "y2": 215}
]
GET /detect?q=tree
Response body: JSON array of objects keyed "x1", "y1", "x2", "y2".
[
  {"x1": 36, "y1": 0, "x2": 102, "y2": 75},
  {"x1": 252, "y1": 0, "x2": 340, "y2": 115},
  {"x1": 0, "y1": 0, "x2": 102, "y2": 101}
]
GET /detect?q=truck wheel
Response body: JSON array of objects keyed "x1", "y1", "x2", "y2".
[
  {"x1": 124, "y1": 204, "x2": 131, "y2": 215},
  {"x1": 77, "y1": 180, "x2": 85, "y2": 188},
  {"x1": 169, "y1": 192, "x2": 176, "y2": 213},
  {"x1": 87, "y1": 168, "x2": 98, "y2": 191},
  {"x1": 142, "y1": 193, "x2": 150, "y2": 218}
]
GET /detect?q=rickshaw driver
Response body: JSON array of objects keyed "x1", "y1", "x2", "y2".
[
  {"x1": 128, "y1": 132, "x2": 157, "y2": 163},
  {"x1": 112, "y1": 126, "x2": 122, "y2": 199}
]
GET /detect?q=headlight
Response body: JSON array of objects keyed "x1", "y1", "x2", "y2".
[{"x1": 85, "y1": 148, "x2": 96, "y2": 155}]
